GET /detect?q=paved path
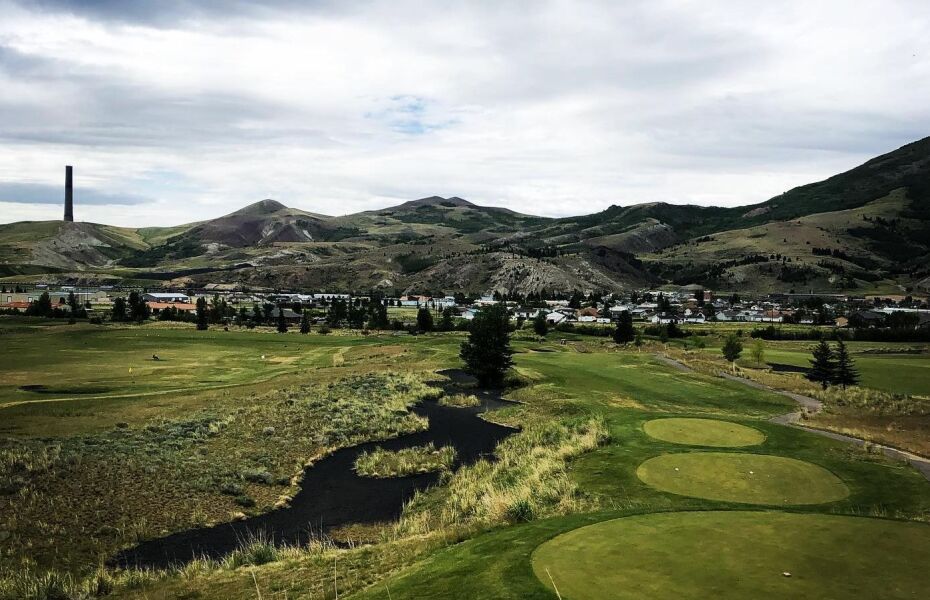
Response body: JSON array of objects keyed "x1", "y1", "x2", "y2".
[{"x1": 655, "y1": 354, "x2": 930, "y2": 482}]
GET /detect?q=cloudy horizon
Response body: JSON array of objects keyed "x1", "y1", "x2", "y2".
[{"x1": 1, "y1": 0, "x2": 928, "y2": 227}]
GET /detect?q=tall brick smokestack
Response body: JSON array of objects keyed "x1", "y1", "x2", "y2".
[{"x1": 64, "y1": 165, "x2": 73, "y2": 222}]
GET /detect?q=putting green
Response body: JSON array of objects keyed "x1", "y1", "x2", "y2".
[
  {"x1": 533, "y1": 511, "x2": 930, "y2": 600},
  {"x1": 643, "y1": 417, "x2": 765, "y2": 447},
  {"x1": 636, "y1": 452, "x2": 848, "y2": 505}
]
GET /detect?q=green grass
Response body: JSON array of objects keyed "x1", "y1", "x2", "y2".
[
  {"x1": 643, "y1": 417, "x2": 766, "y2": 447},
  {"x1": 761, "y1": 344, "x2": 930, "y2": 398},
  {"x1": 437, "y1": 393, "x2": 481, "y2": 407},
  {"x1": 0, "y1": 320, "x2": 463, "y2": 437},
  {"x1": 510, "y1": 348, "x2": 795, "y2": 417},
  {"x1": 636, "y1": 452, "x2": 849, "y2": 505},
  {"x1": 3, "y1": 321, "x2": 930, "y2": 599},
  {"x1": 0, "y1": 371, "x2": 438, "y2": 571},
  {"x1": 532, "y1": 511, "x2": 930, "y2": 600},
  {"x1": 354, "y1": 443, "x2": 456, "y2": 478}
]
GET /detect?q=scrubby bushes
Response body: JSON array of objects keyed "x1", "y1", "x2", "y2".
[
  {"x1": 396, "y1": 416, "x2": 609, "y2": 533},
  {"x1": 437, "y1": 394, "x2": 481, "y2": 408},
  {"x1": 355, "y1": 444, "x2": 456, "y2": 478},
  {"x1": 814, "y1": 386, "x2": 930, "y2": 416},
  {"x1": 0, "y1": 373, "x2": 439, "y2": 575}
]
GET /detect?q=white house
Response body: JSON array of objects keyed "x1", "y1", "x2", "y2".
[
  {"x1": 546, "y1": 312, "x2": 568, "y2": 324},
  {"x1": 432, "y1": 296, "x2": 458, "y2": 309},
  {"x1": 650, "y1": 313, "x2": 679, "y2": 325}
]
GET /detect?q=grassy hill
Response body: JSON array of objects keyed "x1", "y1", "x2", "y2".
[{"x1": 2, "y1": 136, "x2": 929, "y2": 293}]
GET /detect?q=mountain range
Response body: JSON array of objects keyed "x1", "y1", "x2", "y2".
[{"x1": 2, "y1": 136, "x2": 929, "y2": 295}]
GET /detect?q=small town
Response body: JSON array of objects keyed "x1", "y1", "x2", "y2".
[
  {"x1": 3, "y1": 283, "x2": 929, "y2": 332},
  {"x1": 2, "y1": 2, "x2": 930, "y2": 599}
]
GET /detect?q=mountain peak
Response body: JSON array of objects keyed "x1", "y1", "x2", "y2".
[
  {"x1": 233, "y1": 199, "x2": 288, "y2": 216},
  {"x1": 400, "y1": 196, "x2": 475, "y2": 209}
]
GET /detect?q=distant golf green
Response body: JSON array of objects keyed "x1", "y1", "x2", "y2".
[
  {"x1": 643, "y1": 418, "x2": 765, "y2": 447},
  {"x1": 636, "y1": 452, "x2": 848, "y2": 505},
  {"x1": 532, "y1": 511, "x2": 930, "y2": 600}
]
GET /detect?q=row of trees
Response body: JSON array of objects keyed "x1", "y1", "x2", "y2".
[
  {"x1": 18, "y1": 291, "x2": 89, "y2": 319},
  {"x1": 808, "y1": 340, "x2": 859, "y2": 389}
]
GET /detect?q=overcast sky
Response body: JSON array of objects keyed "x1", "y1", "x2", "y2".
[{"x1": 1, "y1": 0, "x2": 928, "y2": 226}]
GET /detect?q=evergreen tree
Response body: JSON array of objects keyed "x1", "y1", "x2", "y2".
[
  {"x1": 368, "y1": 302, "x2": 390, "y2": 330},
  {"x1": 634, "y1": 330, "x2": 644, "y2": 348},
  {"x1": 568, "y1": 292, "x2": 583, "y2": 309},
  {"x1": 28, "y1": 291, "x2": 54, "y2": 317},
  {"x1": 416, "y1": 307, "x2": 434, "y2": 332},
  {"x1": 613, "y1": 310, "x2": 635, "y2": 344},
  {"x1": 196, "y1": 297, "x2": 209, "y2": 330},
  {"x1": 533, "y1": 311, "x2": 548, "y2": 336},
  {"x1": 326, "y1": 299, "x2": 348, "y2": 326},
  {"x1": 658, "y1": 293, "x2": 673, "y2": 314},
  {"x1": 833, "y1": 340, "x2": 859, "y2": 388},
  {"x1": 438, "y1": 306, "x2": 456, "y2": 331},
  {"x1": 299, "y1": 310, "x2": 311, "y2": 334},
  {"x1": 807, "y1": 339, "x2": 835, "y2": 389},
  {"x1": 263, "y1": 303, "x2": 276, "y2": 324},
  {"x1": 460, "y1": 304, "x2": 514, "y2": 387},
  {"x1": 127, "y1": 291, "x2": 150, "y2": 322},
  {"x1": 277, "y1": 308, "x2": 288, "y2": 333},
  {"x1": 111, "y1": 296, "x2": 128, "y2": 322},
  {"x1": 721, "y1": 334, "x2": 743, "y2": 363}
]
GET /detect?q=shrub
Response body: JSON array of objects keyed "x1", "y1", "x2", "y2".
[
  {"x1": 438, "y1": 394, "x2": 481, "y2": 408},
  {"x1": 219, "y1": 481, "x2": 243, "y2": 495},
  {"x1": 234, "y1": 494, "x2": 256, "y2": 508},
  {"x1": 506, "y1": 498, "x2": 535, "y2": 523},
  {"x1": 355, "y1": 444, "x2": 456, "y2": 478},
  {"x1": 397, "y1": 416, "x2": 609, "y2": 533},
  {"x1": 224, "y1": 535, "x2": 279, "y2": 569},
  {"x1": 242, "y1": 469, "x2": 274, "y2": 484}
]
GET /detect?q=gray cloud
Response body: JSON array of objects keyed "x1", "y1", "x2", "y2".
[
  {"x1": 0, "y1": 0, "x2": 928, "y2": 227},
  {"x1": 0, "y1": 182, "x2": 148, "y2": 205}
]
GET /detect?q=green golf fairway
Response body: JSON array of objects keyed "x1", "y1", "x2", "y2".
[
  {"x1": 643, "y1": 417, "x2": 765, "y2": 447},
  {"x1": 637, "y1": 452, "x2": 848, "y2": 504},
  {"x1": 533, "y1": 511, "x2": 930, "y2": 600}
]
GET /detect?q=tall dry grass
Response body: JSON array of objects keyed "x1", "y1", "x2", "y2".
[{"x1": 395, "y1": 416, "x2": 610, "y2": 534}]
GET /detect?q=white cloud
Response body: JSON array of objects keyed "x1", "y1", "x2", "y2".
[{"x1": 0, "y1": 0, "x2": 928, "y2": 226}]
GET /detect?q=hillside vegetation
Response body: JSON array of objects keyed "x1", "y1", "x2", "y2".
[{"x1": 2, "y1": 136, "x2": 929, "y2": 293}]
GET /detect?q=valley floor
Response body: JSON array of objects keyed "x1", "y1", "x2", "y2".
[{"x1": 1, "y1": 317, "x2": 929, "y2": 599}]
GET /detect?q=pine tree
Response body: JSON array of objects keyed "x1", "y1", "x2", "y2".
[
  {"x1": 533, "y1": 311, "x2": 548, "y2": 336},
  {"x1": 299, "y1": 310, "x2": 311, "y2": 334},
  {"x1": 438, "y1": 307, "x2": 456, "y2": 331},
  {"x1": 460, "y1": 304, "x2": 514, "y2": 387},
  {"x1": 368, "y1": 302, "x2": 390, "y2": 330},
  {"x1": 833, "y1": 339, "x2": 859, "y2": 388},
  {"x1": 613, "y1": 310, "x2": 635, "y2": 344},
  {"x1": 111, "y1": 296, "x2": 128, "y2": 322},
  {"x1": 195, "y1": 297, "x2": 208, "y2": 330},
  {"x1": 416, "y1": 307, "x2": 434, "y2": 332},
  {"x1": 277, "y1": 308, "x2": 288, "y2": 333},
  {"x1": 807, "y1": 339, "x2": 835, "y2": 389}
]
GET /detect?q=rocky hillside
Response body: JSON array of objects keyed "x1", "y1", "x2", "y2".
[{"x1": 2, "y1": 136, "x2": 928, "y2": 294}]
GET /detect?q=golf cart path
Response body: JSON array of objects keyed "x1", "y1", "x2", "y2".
[{"x1": 656, "y1": 354, "x2": 930, "y2": 482}]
